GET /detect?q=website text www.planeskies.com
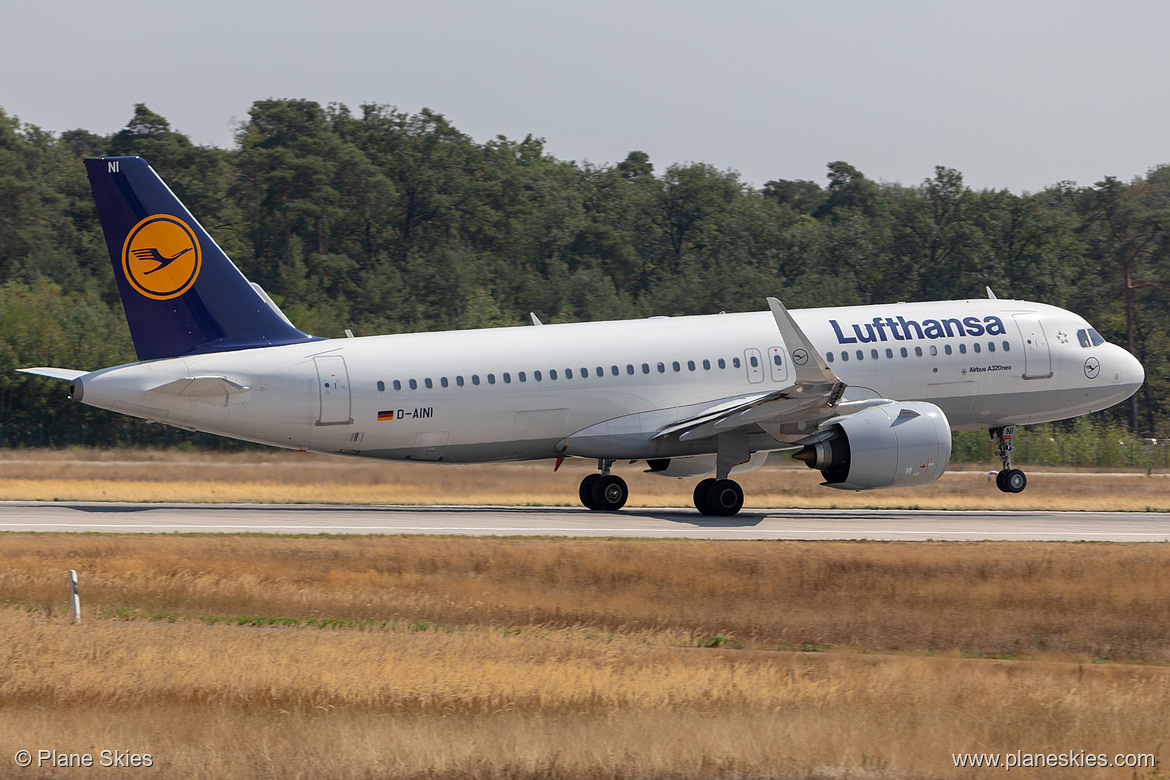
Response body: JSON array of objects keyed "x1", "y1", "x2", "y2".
[{"x1": 952, "y1": 750, "x2": 1156, "y2": 771}]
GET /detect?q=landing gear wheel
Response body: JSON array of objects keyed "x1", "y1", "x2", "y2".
[
  {"x1": 707, "y1": 479, "x2": 744, "y2": 516},
  {"x1": 695, "y1": 478, "x2": 743, "y2": 516},
  {"x1": 592, "y1": 474, "x2": 628, "y2": 511},
  {"x1": 990, "y1": 426, "x2": 1026, "y2": 494},
  {"x1": 579, "y1": 474, "x2": 602, "y2": 510},
  {"x1": 693, "y1": 478, "x2": 716, "y2": 514},
  {"x1": 996, "y1": 470, "x2": 1024, "y2": 493}
]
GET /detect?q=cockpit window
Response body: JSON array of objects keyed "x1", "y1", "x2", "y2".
[
  {"x1": 1088, "y1": 328, "x2": 1105, "y2": 346},
  {"x1": 1077, "y1": 329, "x2": 1091, "y2": 348}
]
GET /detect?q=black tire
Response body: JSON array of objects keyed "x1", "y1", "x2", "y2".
[
  {"x1": 693, "y1": 478, "x2": 717, "y2": 514},
  {"x1": 707, "y1": 479, "x2": 744, "y2": 516},
  {"x1": 1004, "y1": 468, "x2": 1027, "y2": 494},
  {"x1": 995, "y1": 470, "x2": 1009, "y2": 493},
  {"x1": 579, "y1": 474, "x2": 601, "y2": 510},
  {"x1": 592, "y1": 474, "x2": 628, "y2": 511}
]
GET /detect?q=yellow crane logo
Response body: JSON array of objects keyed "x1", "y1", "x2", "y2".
[{"x1": 121, "y1": 215, "x2": 201, "y2": 299}]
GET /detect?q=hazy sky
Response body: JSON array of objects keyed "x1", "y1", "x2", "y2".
[{"x1": 4, "y1": 0, "x2": 1168, "y2": 193}]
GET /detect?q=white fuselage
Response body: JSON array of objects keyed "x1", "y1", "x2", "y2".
[{"x1": 71, "y1": 298, "x2": 1144, "y2": 464}]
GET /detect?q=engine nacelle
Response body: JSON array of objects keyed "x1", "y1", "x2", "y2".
[{"x1": 793, "y1": 401, "x2": 951, "y2": 490}]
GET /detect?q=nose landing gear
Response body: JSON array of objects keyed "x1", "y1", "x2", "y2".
[{"x1": 991, "y1": 426, "x2": 1027, "y2": 493}]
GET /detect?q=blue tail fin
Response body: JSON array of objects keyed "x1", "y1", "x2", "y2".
[{"x1": 85, "y1": 156, "x2": 321, "y2": 361}]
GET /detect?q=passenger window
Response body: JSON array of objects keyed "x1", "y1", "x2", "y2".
[
  {"x1": 472, "y1": 375, "x2": 481, "y2": 386},
  {"x1": 549, "y1": 370, "x2": 557, "y2": 380},
  {"x1": 642, "y1": 363, "x2": 650, "y2": 374},
  {"x1": 456, "y1": 376, "x2": 465, "y2": 387},
  {"x1": 503, "y1": 372, "x2": 512, "y2": 383},
  {"x1": 377, "y1": 380, "x2": 385, "y2": 391},
  {"x1": 611, "y1": 365, "x2": 619, "y2": 376},
  {"x1": 841, "y1": 351, "x2": 849, "y2": 362},
  {"x1": 518, "y1": 372, "x2": 526, "y2": 382},
  {"x1": 988, "y1": 342, "x2": 995, "y2": 353},
  {"x1": 442, "y1": 377, "x2": 449, "y2": 388},
  {"x1": 855, "y1": 350, "x2": 863, "y2": 360},
  {"x1": 626, "y1": 364, "x2": 634, "y2": 375},
  {"x1": 657, "y1": 362, "x2": 666, "y2": 373},
  {"x1": 565, "y1": 369, "x2": 573, "y2": 379},
  {"x1": 959, "y1": 343, "x2": 967, "y2": 354},
  {"x1": 534, "y1": 370, "x2": 542, "y2": 381},
  {"x1": 703, "y1": 359, "x2": 711, "y2": 370},
  {"x1": 581, "y1": 368, "x2": 589, "y2": 378},
  {"x1": 900, "y1": 347, "x2": 908, "y2": 358},
  {"x1": 688, "y1": 360, "x2": 696, "y2": 371},
  {"x1": 915, "y1": 347, "x2": 923, "y2": 357},
  {"x1": 870, "y1": 349, "x2": 879, "y2": 360},
  {"x1": 393, "y1": 380, "x2": 402, "y2": 391},
  {"x1": 749, "y1": 355, "x2": 759, "y2": 368},
  {"x1": 718, "y1": 358, "x2": 726, "y2": 369},
  {"x1": 596, "y1": 366, "x2": 604, "y2": 376},
  {"x1": 424, "y1": 378, "x2": 433, "y2": 389},
  {"x1": 732, "y1": 357, "x2": 741, "y2": 368},
  {"x1": 487, "y1": 374, "x2": 495, "y2": 384},
  {"x1": 885, "y1": 348, "x2": 893, "y2": 358},
  {"x1": 929, "y1": 345, "x2": 937, "y2": 356},
  {"x1": 826, "y1": 351, "x2": 835, "y2": 363},
  {"x1": 1002, "y1": 341, "x2": 1010, "y2": 352},
  {"x1": 409, "y1": 379, "x2": 418, "y2": 390},
  {"x1": 973, "y1": 343, "x2": 981, "y2": 353},
  {"x1": 672, "y1": 361, "x2": 681, "y2": 372},
  {"x1": 773, "y1": 354, "x2": 783, "y2": 366}
]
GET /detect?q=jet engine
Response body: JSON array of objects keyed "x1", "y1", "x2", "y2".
[{"x1": 793, "y1": 401, "x2": 951, "y2": 490}]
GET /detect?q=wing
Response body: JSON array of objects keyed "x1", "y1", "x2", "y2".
[{"x1": 652, "y1": 297, "x2": 850, "y2": 444}]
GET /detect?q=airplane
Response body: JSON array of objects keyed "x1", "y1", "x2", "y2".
[{"x1": 19, "y1": 157, "x2": 1145, "y2": 516}]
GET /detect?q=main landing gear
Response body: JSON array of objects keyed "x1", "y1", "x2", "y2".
[
  {"x1": 578, "y1": 466, "x2": 745, "y2": 516},
  {"x1": 580, "y1": 433, "x2": 751, "y2": 516},
  {"x1": 579, "y1": 460, "x2": 629, "y2": 512},
  {"x1": 692, "y1": 478, "x2": 744, "y2": 516},
  {"x1": 990, "y1": 426, "x2": 1027, "y2": 493}
]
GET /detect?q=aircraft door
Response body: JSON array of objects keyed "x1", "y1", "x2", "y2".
[
  {"x1": 1013, "y1": 313, "x2": 1053, "y2": 379},
  {"x1": 767, "y1": 347, "x2": 789, "y2": 383},
  {"x1": 744, "y1": 348, "x2": 764, "y2": 384},
  {"x1": 314, "y1": 355, "x2": 353, "y2": 425}
]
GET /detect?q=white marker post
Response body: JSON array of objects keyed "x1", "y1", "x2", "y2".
[{"x1": 68, "y1": 570, "x2": 81, "y2": 624}]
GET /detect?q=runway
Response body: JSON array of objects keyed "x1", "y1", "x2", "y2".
[{"x1": 1, "y1": 501, "x2": 1169, "y2": 541}]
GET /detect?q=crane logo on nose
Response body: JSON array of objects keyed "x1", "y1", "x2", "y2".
[
  {"x1": 121, "y1": 215, "x2": 201, "y2": 300},
  {"x1": 1084, "y1": 356, "x2": 1100, "y2": 379}
]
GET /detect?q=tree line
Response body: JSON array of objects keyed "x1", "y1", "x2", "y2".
[{"x1": 1, "y1": 99, "x2": 1167, "y2": 450}]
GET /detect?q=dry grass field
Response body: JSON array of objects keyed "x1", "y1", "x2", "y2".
[
  {"x1": 1, "y1": 534, "x2": 1169, "y2": 779},
  {"x1": 1, "y1": 447, "x2": 1170, "y2": 510}
]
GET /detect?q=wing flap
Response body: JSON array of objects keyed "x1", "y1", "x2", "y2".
[{"x1": 651, "y1": 392, "x2": 774, "y2": 440}]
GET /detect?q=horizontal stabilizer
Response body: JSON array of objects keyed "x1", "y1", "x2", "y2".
[
  {"x1": 147, "y1": 376, "x2": 251, "y2": 398},
  {"x1": 18, "y1": 367, "x2": 87, "y2": 381}
]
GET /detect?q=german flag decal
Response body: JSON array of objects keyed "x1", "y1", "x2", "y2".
[{"x1": 377, "y1": 410, "x2": 394, "y2": 421}]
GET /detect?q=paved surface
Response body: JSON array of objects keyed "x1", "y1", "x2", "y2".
[{"x1": 1, "y1": 501, "x2": 1169, "y2": 541}]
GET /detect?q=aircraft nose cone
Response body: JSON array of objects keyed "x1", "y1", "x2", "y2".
[
  {"x1": 1111, "y1": 344, "x2": 1144, "y2": 392},
  {"x1": 1127, "y1": 348, "x2": 1145, "y2": 388}
]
